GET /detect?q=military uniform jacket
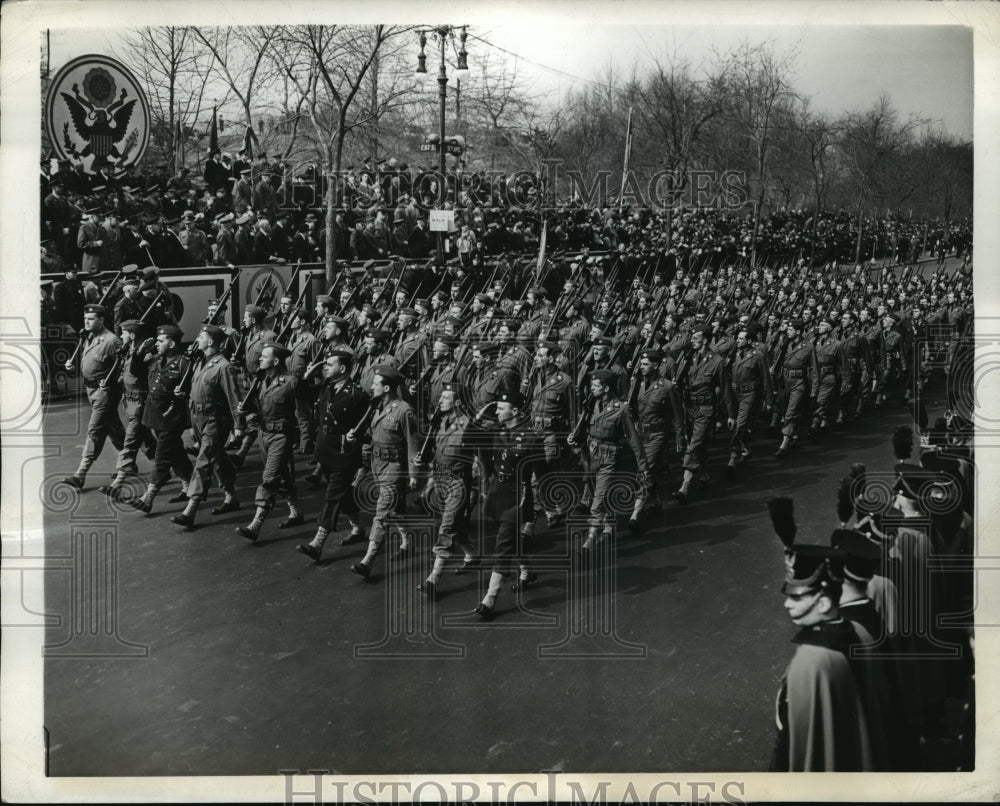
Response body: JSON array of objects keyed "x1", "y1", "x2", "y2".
[
  {"x1": 428, "y1": 361, "x2": 456, "y2": 409},
  {"x1": 862, "y1": 323, "x2": 883, "y2": 365},
  {"x1": 430, "y1": 413, "x2": 482, "y2": 475},
  {"x1": 679, "y1": 349, "x2": 733, "y2": 417},
  {"x1": 469, "y1": 362, "x2": 520, "y2": 410},
  {"x1": 314, "y1": 378, "x2": 369, "y2": 465},
  {"x1": 188, "y1": 353, "x2": 241, "y2": 424},
  {"x1": 482, "y1": 419, "x2": 544, "y2": 522},
  {"x1": 81, "y1": 329, "x2": 123, "y2": 384},
  {"x1": 113, "y1": 296, "x2": 145, "y2": 333},
  {"x1": 529, "y1": 368, "x2": 574, "y2": 429},
  {"x1": 251, "y1": 372, "x2": 299, "y2": 432},
  {"x1": 287, "y1": 331, "x2": 322, "y2": 381},
  {"x1": 837, "y1": 331, "x2": 872, "y2": 378},
  {"x1": 710, "y1": 334, "x2": 736, "y2": 360},
  {"x1": 243, "y1": 328, "x2": 278, "y2": 375},
  {"x1": 586, "y1": 397, "x2": 648, "y2": 472},
  {"x1": 143, "y1": 352, "x2": 191, "y2": 430},
  {"x1": 120, "y1": 346, "x2": 152, "y2": 397},
  {"x1": 358, "y1": 350, "x2": 400, "y2": 391},
  {"x1": 368, "y1": 398, "x2": 420, "y2": 472},
  {"x1": 881, "y1": 330, "x2": 906, "y2": 374},
  {"x1": 730, "y1": 347, "x2": 773, "y2": 404},
  {"x1": 496, "y1": 343, "x2": 532, "y2": 380},
  {"x1": 395, "y1": 330, "x2": 427, "y2": 379},
  {"x1": 813, "y1": 336, "x2": 842, "y2": 381},
  {"x1": 782, "y1": 339, "x2": 819, "y2": 392},
  {"x1": 634, "y1": 375, "x2": 686, "y2": 446},
  {"x1": 663, "y1": 331, "x2": 690, "y2": 361}
]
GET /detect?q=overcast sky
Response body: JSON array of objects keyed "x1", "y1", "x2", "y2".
[{"x1": 47, "y1": 16, "x2": 973, "y2": 140}]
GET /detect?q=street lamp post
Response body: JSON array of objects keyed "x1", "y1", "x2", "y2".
[{"x1": 417, "y1": 25, "x2": 468, "y2": 266}]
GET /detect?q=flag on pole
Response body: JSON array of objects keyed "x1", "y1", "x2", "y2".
[
  {"x1": 618, "y1": 107, "x2": 633, "y2": 213},
  {"x1": 209, "y1": 106, "x2": 219, "y2": 155},
  {"x1": 243, "y1": 124, "x2": 256, "y2": 161}
]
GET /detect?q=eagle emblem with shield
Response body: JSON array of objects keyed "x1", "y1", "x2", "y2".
[{"x1": 45, "y1": 54, "x2": 150, "y2": 173}]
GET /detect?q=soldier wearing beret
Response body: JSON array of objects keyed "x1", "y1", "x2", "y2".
[
  {"x1": 629, "y1": 347, "x2": 685, "y2": 524},
  {"x1": 422, "y1": 334, "x2": 459, "y2": 421},
  {"x1": 466, "y1": 341, "x2": 520, "y2": 413},
  {"x1": 414, "y1": 382, "x2": 484, "y2": 599},
  {"x1": 671, "y1": 323, "x2": 734, "y2": 504},
  {"x1": 774, "y1": 319, "x2": 818, "y2": 460},
  {"x1": 297, "y1": 349, "x2": 371, "y2": 562},
  {"x1": 235, "y1": 342, "x2": 303, "y2": 542},
  {"x1": 392, "y1": 308, "x2": 428, "y2": 394},
  {"x1": 285, "y1": 308, "x2": 322, "y2": 454},
  {"x1": 132, "y1": 325, "x2": 195, "y2": 513},
  {"x1": 527, "y1": 340, "x2": 575, "y2": 527},
  {"x1": 349, "y1": 366, "x2": 420, "y2": 579},
  {"x1": 170, "y1": 324, "x2": 244, "y2": 529},
  {"x1": 473, "y1": 391, "x2": 545, "y2": 619},
  {"x1": 100, "y1": 320, "x2": 158, "y2": 496},
  {"x1": 569, "y1": 369, "x2": 648, "y2": 550},
  {"x1": 357, "y1": 327, "x2": 400, "y2": 392},
  {"x1": 318, "y1": 314, "x2": 354, "y2": 359},
  {"x1": 60, "y1": 304, "x2": 126, "y2": 489},
  {"x1": 112, "y1": 274, "x2": 144, "y2": 334},
  {"x1": 726, "y1": 322, "x2": 773, "y2": 478}
]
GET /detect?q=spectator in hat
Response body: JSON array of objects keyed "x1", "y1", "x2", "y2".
[
  {"x1": 214, "y1": 212, "x2": 238, "y2": 267},
  {"x1": 252, "y1": 170, "x2": 278, "y2": 222},
  {"x1": 77, "y1": 209, "x2": 108, "y2": 275},
  {"x1": 233, "y1": 168, "x2": 253, "y2": 216},
  {"x1": 270, "y1": 210, "x2": 292, "y2": 262},
  {"x1": 43, "y1": 178, "x2": 78, "y2": 262},
  {"x1": 179, "y1": 211, "x2": 209, "y2": 266},
  {"x1": 409, "y1": 216, "x2": 431, "y2": 261},
  {"x1": 53, "y1": 264, "x2": 87, "y2": 330},
  {"x1": 204, "y1": 150, "x2": 231, "y2": 194},
  {"x1": 235, "y1": 212, "x2": 255, "y2": 264}
]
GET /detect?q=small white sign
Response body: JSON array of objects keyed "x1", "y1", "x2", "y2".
[{"x1": 428, "y1": 209, "x2": 457, "y2": 233}]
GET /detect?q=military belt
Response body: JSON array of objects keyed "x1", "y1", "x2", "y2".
[
  {"x1": 532, "y1": 416, "x2": 564, "y2": 430},
  {"x1": 736, "y1": 383, "x2": 758, "y2": 393},
  {"x1": 785, "y1": 369, "x2": 805, "y2": 379},
  {"x1": 262, "y1": 420, "x2": 292, "y2": 433},
  {"x1": 433, "y1": 461, "x2": 469, "y2": 476},
  {"x1": 190, "y1": 402, "x2": 215, "y2": 413},
  {"x1": 123, "y1": 392, "x2": 148, "y2": 403},
  {"x1": 688, "y1": 394, "x2": 713, "y2": 405},
  {"x1": 371, "y1": 445, "x2": 400, "y2": 461}
]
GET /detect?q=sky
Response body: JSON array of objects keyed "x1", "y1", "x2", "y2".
[{"x1": 47, "y1": 19, "x2": 973, "y2": 140}]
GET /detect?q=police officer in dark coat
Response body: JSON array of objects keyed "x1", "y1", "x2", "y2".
[
  {"x1": 131, "y1": 325, "x2": 194, "y2": 513},
  {"x1": 297, "y1": 349, "x2": 371, "y2": 562}
]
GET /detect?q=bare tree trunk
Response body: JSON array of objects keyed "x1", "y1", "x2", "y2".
[{"x1": 324, "y1": 142, "x2": 337, "y2": 285}]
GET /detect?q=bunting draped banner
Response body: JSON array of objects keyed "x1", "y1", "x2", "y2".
[{"x1": 44, "y1": 54, "x2": 150, "y2": 174}]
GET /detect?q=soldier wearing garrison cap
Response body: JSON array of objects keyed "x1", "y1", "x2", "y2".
[
  {"x1": 349, "y1": 365, "x2": 420, "y2": 580},
  {"x1": 234, "y1": 342, "x2": 303, "y2": 542},
  {"x1": 169, "y1": 323, "x2": 244, "y2": 530},
  {"x1": 414, "y1": 381, "x2": 484, "y2": 600},
  {"x1": 60, "y1": 304, "x2": 126, "y2": 490}
]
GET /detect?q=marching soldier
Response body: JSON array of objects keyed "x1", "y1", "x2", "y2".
[
  {"x1": 671, "y1": 324, "x2": 733, "y2": 504},
  {"x1": 836, "y1": 311, "x2": 872, "y2": 422},
  {"x1": 495, "y1": 318, "x2": 533, "y2": 382},
  {"x1": 775, "y1": 319, "x2": 818, "y2": 459},
  {"x1": 474, "y1": 391, "x2": 545, "y2": 619},
  {"x1": 230, "y1": 304, "x2": 277, "y2": 467},
  {"x1": 569, "y1": 369, "x2": 648, "y2": 551},
  {"x1": 415, "y1": 383, "x2": 483, "y2": 600},
  {"x1": 630, "y1": 347, "x2": 685, "y2": 524},
  {"x1": 131, "y1": 325, "x2": 194, "y2": 513},
  {"x1": 726, "y1": 322, "x2": 773, "y2": 478},
  {"x1": 99, "y1": 320, "x2": 158, "y2": 495},
  {"x1": 810, "y1": 317, "x2": 841, "y2": 435},
  {"x1": 349, "y1": 367, "x2": 420, "y2": 580},
  {"x1": 170, "y1": 324, "x2": 243, "y2": 530},
  {"x1": 285, "y1": 308, "x2": 323, "y2": 455},
  {"x1": 528, "y1": 340, "x2": 575, "y2": 527},
  {"x1": 297, "y1": 349, "x2": 371, "y2": 562},
  {"x1": 60, "y1": 304, "x2": 126, "y2": 489},
  {"x1": 235, "y1": 343, "x2": 304, "y2": 542},
  {"x1": 878, "y1": 312, "x2": 907, "y2": 407},
  {"x1": 357, "y1": 327, "x2": 399, "y2": 390},
  {"x1": 467, "y1": 341, "x2": 520, "y2": 411},
  {"x1": 318, "y1": 314, "x2": 354, "y2": 358}
]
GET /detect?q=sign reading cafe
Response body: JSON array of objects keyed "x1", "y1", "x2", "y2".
[{"x1": 45, "y1": 54, "x2": 150, "y2": 173}]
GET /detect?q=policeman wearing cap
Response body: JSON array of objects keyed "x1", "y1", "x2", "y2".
[
  {"x1": 170, "y1": 324, "x2": 244, "y2": 530},
  {"x1": 100, "y1": 320, "x2": 159, "y2": 496},
  {"x1": 528, "y1": 339, "x2": 575, "y2": 527},
  {"x1": 285, "y1": 308, "x2": 322, "y2": 454},
  {"x1": 60, "y1": 304, "x2": 126, "y2": 490},
  {"x1": 414, "y1": 381, "x2": 483, "y2": 599},
  {"x1": 357, "y1": 327, "x2": 400, "y2": 392},
  {"x1": 630, "y1": 347, "x2": 685, "y2": 523},
  {"x1": 297, "y1": 348, "x2": 370, "y2": 562},
  {"x1": 349, "y1": 366, "x2": 420, "y2": 579},
  {"x1": 132, "y1": 325, "x2": 194, "y2": 513},
  {"x1": 473, "y1": 390, "x2": 545, "y2": 619},
  {"x1": 671, "y1": 323, "x2": 733, "y2": 504},
  {"x1": 726, "y1": 322, "x2": 773, "y2": 477},
  {"x1": 235, "y1": 342, "x2": 303, "y2": 541},
  {"x1": 775, "y1": 318, "x2": 818, "y2": 459},
  {"x1": 771, "y1": 543, "x2": 874, "y2": 771},
  {"x1": 569, "y1": 369, "x2": 648, "y2": 550}
]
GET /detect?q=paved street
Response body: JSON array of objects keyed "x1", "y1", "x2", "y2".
[{"x1": 40, "y1": 367, "x2": 964, "y2": 776}]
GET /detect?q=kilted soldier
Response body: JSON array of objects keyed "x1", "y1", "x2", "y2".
[
  {"x1": 630, "y1": 347, "x2": 685, "y2": 523},
  {"x1": 131, "y1": 325, "x2": 194, "y2": 513},
  {"x1": 171, "y1": 324, "x2": 243, "y2": 530},
  {"x1": 775, "y1": 319, "x2": 818, "y2": 459},
  {"x1": 415, "y1": 382, "x2": 483, "y2": 600},
  {"x1": 297, "y1": 350, "x2": 370, "y2": 562},
  {"x1": 285, "y1": 308, "x2": 322, "y2": 454},
  {"x1": 671, "y1": 324, "x2": 733, "y2": 505},
  {"x1": 726, "y1": 323, "x2": 773, "y2": 478},
  {"x1": 235, "y1": 342, "x2": 304, "y2": 542},
  {"x1": 568, "y1": 369, "x2": 648, "y2": 551},
  {"x1": 810, "y1": 317, "x2": 841, "y2": 435},
  {"x1": 349, "y1": 367, "x2": 420, "y2": 580},
  {"x1": 528, "y1": 340, "x2": 575, "y2": 527},
  {"x1": 474, "y1": 391, "x2": 545, "y2": 619},
  {"x1": 60, "y1": 304, "x2": 125, "y2": 489},
  {"x1": 99, "y1": 319, "x2": 158, "y2": 495}
]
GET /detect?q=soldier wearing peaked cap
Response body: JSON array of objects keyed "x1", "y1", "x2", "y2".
[
  {"x1": 569, "y1": 368, "x2": 648, "y2": 551},
  {"x1": 349, "y1": 365, "x2": 420, "y2": 580},
  {"x1": 132, "y1": 325, "x2": 195, "y2": 514},
  {"x1": 770, "y1": 543, "x2": 877, "y2": 772},
  {"x1": 414, "y1": 381, "x2": 485, "y2": 600},
  {"x1": 234, "y1": 342, "x2": 303, "y2": 542},
  {"x1": 169, "y1": 324, "x2": 244, "y2": 530},
  {"x1": 60, "y1": 304, "x2": 126, "y2": 490}
]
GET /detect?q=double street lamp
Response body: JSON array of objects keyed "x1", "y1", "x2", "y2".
[{"x1": 416, "y1": 25, "x2": 469, "y2": 264}]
